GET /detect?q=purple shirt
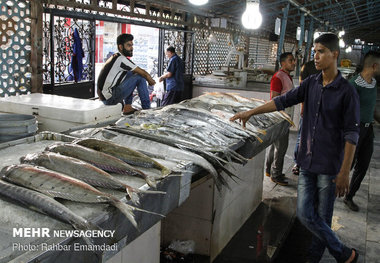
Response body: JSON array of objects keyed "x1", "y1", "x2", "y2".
[{"x1": 274, "y1": 71, "x2": 360, "y2": 175}]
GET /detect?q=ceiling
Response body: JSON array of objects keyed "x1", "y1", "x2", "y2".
[{"x1": 150, "y1": 0, "x2": 380, "y2": 46}]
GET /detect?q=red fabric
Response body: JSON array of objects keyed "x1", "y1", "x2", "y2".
[{"x1": 270, "y1": 74, "x2": 282, "y2": 99}]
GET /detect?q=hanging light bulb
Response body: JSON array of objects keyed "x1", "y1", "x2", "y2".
[
  {"x1": 345, "y1": 46, "x2": 352, "y2": 53},
  {"x1": 338, "y1": 30, "x2": 345, "y2": 38},
  {"x1": 241, "y1": 0, "x2": 262, "y2": 30},
  {"x1": 189, "y1": 0, "x2": 208, "y2": 5},
  {"x1": 339, "y1": 38, "x2": 345, "y2": 48}
]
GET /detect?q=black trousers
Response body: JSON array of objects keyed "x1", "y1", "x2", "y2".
[{"x1": 346, "y1": 123, "x2": 374, "y2": 200}]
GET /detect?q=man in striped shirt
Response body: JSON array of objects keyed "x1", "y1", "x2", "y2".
[{"x1": 97, "y1": 34, "x2": 156, "y2": 114}]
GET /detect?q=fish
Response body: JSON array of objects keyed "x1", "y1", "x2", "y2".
[
  {"x1": 20, "y1": 152, "x2": 165, "y2": 205},
  {"x1": 0, "y1": 179, "x2": 97, "y2": 245},
  {"x1": 45, "y1": 143, "x2": 157, "y2": 188},
  {"x1": 1, "y1": 164, "x2": 164, "y2": 229},
  {"x1": 73, "y1": 138, "x2": 170, "y2": 177},
  {"x1": 106, "y1": 126, "x2": 231, "y2": 190}
]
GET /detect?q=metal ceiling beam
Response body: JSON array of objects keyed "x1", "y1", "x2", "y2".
[{"x1": 349, "y1": 0, "x2": 361, "y2": 24}]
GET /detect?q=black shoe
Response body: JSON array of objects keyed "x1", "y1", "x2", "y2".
[
  {"x1": 271, "y1": 176, "x2": 288, "y2": 186},
  {"x1": 344, "y1": 198, "x2": 359, "y2": 212}
]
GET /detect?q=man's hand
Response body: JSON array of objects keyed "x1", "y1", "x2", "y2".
[
  {"x1": 158, "y1": 76, "x2": 164, "y2": 82},
  {"x1": 229, "y1": 111, "x2": 253, "y2": 128},
  {"x1": 148, "y1": 79, "x2": 156, "y2": 86},
  {"x1": 334, "y1": 170, "x2": 350, "y2": 197}
]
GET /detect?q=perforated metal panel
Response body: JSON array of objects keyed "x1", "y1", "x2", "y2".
[
  {"x1": 194, "y1": 28, "x2": 247, "y2": 75},
  {"x1": 0, "y1": 0, "x2": 31, "y2": 97},
  {"x1": 249, "y1": 36, "x2": 277, "y2": 68}
]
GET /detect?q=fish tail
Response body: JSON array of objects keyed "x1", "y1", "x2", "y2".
[
  {"x1": 145, "y1": 175, "x2": 157, "y2": 188},
  {"x1": 161, "y1": 167, "x2": 172, "y2": 177},
  {"x1": 126, "y1": 187, "x2": 141, "y2": 205},
  {"x1": 136, "y1": 189, "x2": 166, "y2": 195},
  {"x1": 111, "y1": 200, "x2": 138, "y2": 229},
  {"x1": 71, "y1": 220, "x2": 101, "y2": 245}
]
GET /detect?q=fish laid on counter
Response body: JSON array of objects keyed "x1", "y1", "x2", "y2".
[
  {"x1": 1, "y1": 164, "x2": 163, "y2": 229},
  {"x1": 45, "y1": 143, "x2": 157, "y2": 188},
  {"x1": 0, "y1": 179, "x2": 97, "y2": 245},
  {"x1": 73, "y1": 138, "x2": 171, "y2": 177},
  {"x1": 20, "y1": 152, "x2": 165, "y2": 205}
]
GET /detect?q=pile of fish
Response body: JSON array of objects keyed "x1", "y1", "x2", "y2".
[
  {"x1": 108, "y1": 92, "x2": 292, "y2": 190},
  {"x1": 0, "y1": 138, "x2": 171, "y2": 244}
]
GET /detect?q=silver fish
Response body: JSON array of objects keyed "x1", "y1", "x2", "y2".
[
  {"x1": 73, "y1": 138, "x2": 171, "y2": 177},
  {"x1": 0, "y1": 179, "x2": 97, "y2": 245},
  {"x1": 45, "y1": 143, "x2": 157, "y2": 188},
  {"x1": 20, "y1": 152, "x2": 165, "y2": 205},
  {"x1": 1, "y1": 164, "x2": 163, "y2": 229}
]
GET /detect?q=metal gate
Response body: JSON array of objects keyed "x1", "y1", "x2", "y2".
[{"x1": 42, "y1": 12, "x2": 95, "y2": 98}]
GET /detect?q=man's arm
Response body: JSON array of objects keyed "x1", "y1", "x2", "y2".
[
  {"x1": 374, "y1": 107, "x2": 380, "y2": 123},
  {"x1": 229, "y1": 100, "x2": 277, "y2": 128},
  {"x1": 334, "y1": 142, "x2": 356, "y2": 197},
  {"x1": 132, "y1": 67, "x2": 156, "y2": 86},
  {"x1": 159, "y1": 72, "x2": 173, "y2": 82}
]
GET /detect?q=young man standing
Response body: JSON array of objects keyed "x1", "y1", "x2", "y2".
[
  {"x1": 159, "y1": 46, "x2": 185, "y2": 106},
  {"x1": 344, "y1": 51, "x2": 380, "y2": 211},
  {"x1": 265, "y1": 52, "x2": 296, "y2": 186},
  {"x1": 97, "y1": 33, "x2": 156, "y2": 114},
  {"x1": 230, "y1": 33, "x2": 359, "y2": 262}
]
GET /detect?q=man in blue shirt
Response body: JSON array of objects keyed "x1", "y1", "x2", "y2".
[
  {"x1": 230, "y1": 33, "x2": 359, "y2": 262},
  {"x1": 159, "y1": 46, "x2": 185, "y2": 106}
]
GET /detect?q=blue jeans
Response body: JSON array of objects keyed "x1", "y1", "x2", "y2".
[
  {"x1": 294, "y1": 117, "x2": 303, "y2": 163},
  {"x1": 104, "y1": 72, "x2": 151, "y2": 109},
  {"x1": 297, "y1": 170, "x2": 352, "y2": 262}
]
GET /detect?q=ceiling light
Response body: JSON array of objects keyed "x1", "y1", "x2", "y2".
[
  {"x1": 339, "y1": 39, "x2": 345, "y2": 48},
  {"x1": 338, "y1": 30, "x2": 345, "y2": 37},
  {"x1": 189, "y1": 0, "x2": 208, "y2": 5},
  {"x1": 345, "y1": 46, "x2": 352, "y2": 53},
  {"x1": 313, "y1": 31, "x2": 321, "y2": 40},
  {"x1": 241, "y1": 0, "x2": 262, "y2": 30}
]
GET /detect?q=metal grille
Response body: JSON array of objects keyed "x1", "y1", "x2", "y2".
[
  {"x1": 0, "y1": 0, "x2": 31, "y2": 97},
  {"x1": 43, "y1": 15, "x2": 95, "y2": 84},
  {"x1": 248, "y1": 36, "x2": 277, "y2": 69},
  {"x1": 193, "y1": 28, "x2": 247, "y2": 75}
]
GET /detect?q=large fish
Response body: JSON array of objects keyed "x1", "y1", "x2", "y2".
[
  {"x1": 1, "y1": 164, "x2": 163, "y2": 229},
  {"x1": 73, "y1": 138, "x2": 171, "y2": 177},
  {"x1": 45, "y1": 143, "x2": 157, "y2": 188},
  {"x1": 0, "y1": 179, "x2": 97, "y2": 245},
  {"x1": 20, "y1": 152, "x2": 165, "y2": 205}
]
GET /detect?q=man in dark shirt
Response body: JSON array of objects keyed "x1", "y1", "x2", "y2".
[
  {"x1": 344, "y1": 51, "x2": 380, "y2": 211},
  {"x1": 292, "y1": 60, "x2": 321, "y2": 175},
  {"x1": 159, "y1": 46, "x2": 185, "y2": 106},
  {"x1": 230, "y1": 33, "x2": 359, "y2": 262}
]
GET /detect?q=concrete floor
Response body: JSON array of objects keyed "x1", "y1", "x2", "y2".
[{"x1": 261, "y1": 124, "x2": 380, "y2": 263}]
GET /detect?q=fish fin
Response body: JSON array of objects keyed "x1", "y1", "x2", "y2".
[
  {"x1": 146, "y1": 175, "x2": 157, "y2": 188},
  {"x1": 111, "y1": 200, "x2": 138, "y2": 229}
]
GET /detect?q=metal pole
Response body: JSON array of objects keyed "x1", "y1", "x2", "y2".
[
  {"x1": 276, "y1": 3, "x2": 289, "y2": 71},
  {"x1": 303, "y1": 19, "x2": 314, "y2": 64},
  {"x1": 296, "y1": 12, "x2": 305, "y2": 76}
]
